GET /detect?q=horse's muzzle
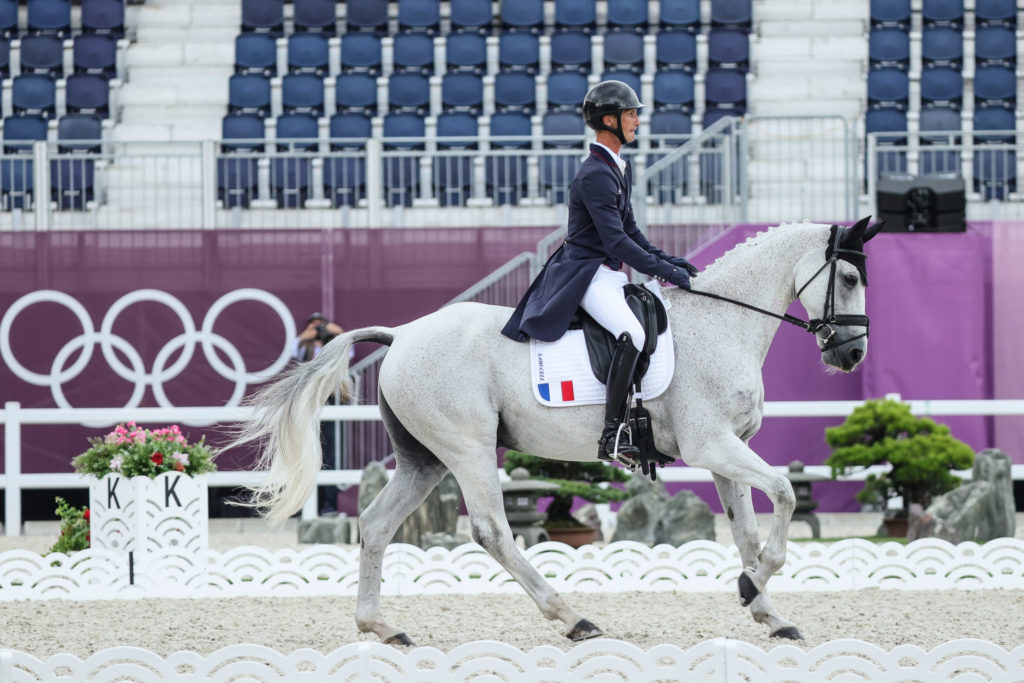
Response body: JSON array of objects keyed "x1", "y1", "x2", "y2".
[{"x1": 822, "y1": 338, "x2": 867, "y2": 373}]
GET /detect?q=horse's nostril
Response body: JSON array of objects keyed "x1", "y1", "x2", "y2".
[{"x1": 850, "y1": 347, "x2": 864, "y2": 363}]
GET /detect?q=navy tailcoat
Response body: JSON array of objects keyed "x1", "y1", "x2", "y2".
[{"x1": 501, "y1": 144, "x2": 688, "y2": 342}]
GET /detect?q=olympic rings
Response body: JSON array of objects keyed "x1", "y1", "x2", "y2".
[{"x1": 1, "y1": 289, "x2": 297, "y2": 411}]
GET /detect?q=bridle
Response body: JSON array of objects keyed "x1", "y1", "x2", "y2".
[{"x1": 686, "y1": 227, "x2": 870, "y2": 351}]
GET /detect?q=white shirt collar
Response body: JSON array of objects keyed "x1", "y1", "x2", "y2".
[{"x1": 594, "y1": 142, "x2": 627, "y2": 174}]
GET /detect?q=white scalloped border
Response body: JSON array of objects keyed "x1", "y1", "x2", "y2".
[{"x1": 1, "y1": 538, "x2": 1023, "y2": 601}]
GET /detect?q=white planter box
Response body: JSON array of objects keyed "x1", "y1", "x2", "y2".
[{"x1": 88, "y1": 472, "x2": 209, "y2": 555}]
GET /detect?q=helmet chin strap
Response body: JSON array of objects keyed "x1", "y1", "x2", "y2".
[{"x1": 610, "y1": 112, "x2": 627, "y2": 145}]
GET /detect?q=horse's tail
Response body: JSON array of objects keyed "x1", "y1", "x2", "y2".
[{"x1": 228, "y1": 326, "x2": 395, "y2": 525}]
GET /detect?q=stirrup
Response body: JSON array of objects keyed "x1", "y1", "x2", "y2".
[{"x1": 599, "y1": 422, "x2": 639, "y2": 467}]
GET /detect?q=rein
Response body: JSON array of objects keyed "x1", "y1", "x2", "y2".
[{"x1": 683, "y1": 242, "x2": 870, "y2": 351}]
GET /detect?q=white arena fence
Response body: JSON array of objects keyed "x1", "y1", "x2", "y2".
[{"x1": 3, "y1": 398, "x2": 1024, "y2": 537}]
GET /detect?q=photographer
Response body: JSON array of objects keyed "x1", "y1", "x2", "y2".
[{"x1": 291, "y1": 312, "x2": 347, "y2": 515}]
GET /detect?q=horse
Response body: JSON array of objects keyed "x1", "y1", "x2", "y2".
[{"x1": 231, "y1": 216, "x2": 882, "y2": 645}]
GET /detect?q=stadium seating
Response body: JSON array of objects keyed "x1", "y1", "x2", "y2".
[
  {"x1": 293, "y1": 0, "x2": 337, "y2": 35},
  {"x1": 870, "y1": 0, "x2": 911, "y2": 29},
  {"x1": 710, "y1": 0, "x2": 752, "y2": 32},
  {"x1": 446, "y1": 32, "x2": 486, "y2": 73},
  {"x1": 499, "y1": 31, "x2": 539, "y2": 72},
  {"x1": 707, "y1": 29, "x2": 749, "y2": 71},
  {"x1": 541, "y1": 111, "x2": 584, "y2": 204},
  {"x1": 2, "y1": 114, "x2": 47, "y2": 209},
  {"x1": 52, "y1": 113, "x2": 102, "y2": 210},
  {"x1": 0, "y1": 0, "x2": 16, "y2": 39},
  {"x1": 921, "y1": 0, "x2": 964, "y2": 29},
  {"x1": 653, "y1": 70, "x2": 695, "y2": 112},
  {"x1": 487, "y1": 111, "x2": 530, "y2": 204},
  {"x1": 20, "y1": 34, "x2": 64, "y2": 79},
  {"x1": 920, "y1": 67, "x2": 963, "y2": 109},
  {"x1": 917, "y1": 107, "x2": 959, "y2": 174},
  {"x1": 281, "y1": 73, "x2": 325, "y2": 116},
  {"x1": 547, "y1": 71, "x2": 589, "y2": 111},
  {"x1": 608, "y1": 0, "x2": 649, "y2": 32},
  {"x1": 324, "y1": 112, "x2": 371, "y2": 207},
  {"x1": 550, "y1": 30, "x2": 591, "y2": 72},
  {"x1": 974, "y1": 66, "x2": 1016, "y2": 108},
  {"x1": 975, "y1": 26, "x2": 1016, "y2": 68},
  {"x1": 240, "y1": 0, "x2": 283, "y2": 36},
  {"x1": 382, "y1": 111, "x2": 425, "y2": 206},
  {"x1": 388, "y1": 72, "x2": 430, "y2": 114},
  {"x1": 656, "y1": 30, "x2": 697, "y2": 72},
  {"x1": 554, "y1": 0, "x2": 597, "y2": 32},
  {"x1": 975, "y1": 0, "x2": 1016, "y2": 28},
  {"x1": 974, "y1": 149, "x2": 1015, "y2": 199},
  {"x1": 394, "y1": 32, "x2": 435, "y2": 74},
  {"x1": 228, "y1": 73, "x2": 271, "y2": 117},
  {"x1": 450, "y1": 0, "x2": 492, "y2": 33},
  {"x1": 867, "y1": 68, "x2": 909, "y2": 109},
  {"x1": 0, "y1": 38, "x2": 9, "y2": 78},
  {"x1": 920, "y1": 27, "x2": 962, "y2": 69},
  {"x1": 12, "y1": 74, "x2": 57, "y2": 118},
  {"x1": 603, "y1": 31, "x2": 644, "y2": 73},
  {"x1": 287, "y1": 33, "x2": 329, "y2": 75},
  {"x1": 974, "y1": 107, "x2": 1015, "y2": 142},
  {"x1": 441, "y1": 72, "x2": 483, "y2": 114},
  {"x1": 705, "y1": 68, "x2": 747, "y2": 112},
  {"x1": 494, "y1": 72, "x2": 536, "y2": 113},
  {"x1": 601, "y1": 69, "x2": 641, "y2": 97},
  {"x1": 28, "y1": 0, "x2": 71, "y2": 37},
  {"x1": 346, "y1": 0, "x2": 389, "y2": 34},
  {"x1": 335, "y1": 73, "x2": 377, "y2": 114},
  {"x1": 235, "y1": 33, "x2": 277, "y2": 76},
  {"x1": 659, "y1": 0, "x2": 701, "y2": 32},
  {"x1": 66, "y1": 73, "x2": 111, "y2": 118},
  {"x1": 219, "y1": 113, "x2": 264, "y2": 207},
  {"x1": 500, "y1": 0, "x2": 544, "y2": 33},
  {"x1": 398, "y1": 0, "x2": 441, "y2": 34},
  {"x1": 75, "y1": 34, "x2": 119, "y2": 79},
  {"x1": 340, "y1": 33, "x2": 382, "y2": 74},
  {"x1": 434, "y1": 111, "x2": 476, "y2": 205},
  {"x1": 81, "y1": 0, "x2": 126, "y2": 38},
  {"x1": 869, "y1": 28, "x2": 911, "y2": 70},
  {"x1": 272, "y1": 113, "x2": 317, "y2": 208}
]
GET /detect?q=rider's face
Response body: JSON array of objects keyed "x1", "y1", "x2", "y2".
[{"x1": 619, "y1": 109, "x2": 639, "y2": 143}]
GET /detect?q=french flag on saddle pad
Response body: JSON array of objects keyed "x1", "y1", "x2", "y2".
[{"x1": 538, "y1": 380, "x2": 576, "y2": 404}]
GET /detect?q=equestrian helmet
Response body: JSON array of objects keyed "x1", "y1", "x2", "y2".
[{"x1": 583, "y1": 80, "x2": 646, "y2": 135}]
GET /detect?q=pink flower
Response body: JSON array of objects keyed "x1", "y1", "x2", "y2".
[{"x1": 110, "y1": 455, "x2": 123, "y2": 471}]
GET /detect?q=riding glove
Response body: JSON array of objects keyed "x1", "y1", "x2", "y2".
[
  {"x1": 667, "y1": 256, "x2": 700, "y2": 277},
  {"x1": 666, "y1": 268, "x2": 691, "y2": 290}
]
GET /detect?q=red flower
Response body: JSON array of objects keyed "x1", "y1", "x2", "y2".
[
  {"x1": 151, "y1": 452, "x2": 164, "y2": 466},
  {"x1": 174, "y1": 461, "x2": 185, "y2": 472},
  {"x1": 83, "y1": 509, "x2": 90, "y2": 521}
]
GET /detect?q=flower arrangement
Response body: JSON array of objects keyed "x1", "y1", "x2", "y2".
[
  {"x1": 49, "y1": 497, "x2": 90, "y2": 554},
  {"x1": 72, "y1": 422, "x2": 217, "y2": 479}
]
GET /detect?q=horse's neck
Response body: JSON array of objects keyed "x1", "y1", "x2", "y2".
[{"x1": 670, "y1": 222, "x2": 825, "y2": 358}]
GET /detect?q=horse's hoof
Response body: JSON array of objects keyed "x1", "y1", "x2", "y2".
[
  {"x1": 566, "y1": 618, "x2": 603, "y2": 641},
  {"x1": 383, "y1": 632, "x2": 415, "y2": 647},
  {"x1": 738, "y1": 571, "x2": 759, "y2": 607},
  {"x1": 771, "y1": 626, "x2": 804, "y2": 641}
]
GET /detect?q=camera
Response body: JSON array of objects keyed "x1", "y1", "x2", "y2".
[{"x1": 314, "y1": 323, "x2": 336, "y2": 344}]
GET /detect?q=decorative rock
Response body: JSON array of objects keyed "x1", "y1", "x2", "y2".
[
  {"x1": 298, "y1": 515, "x2": 351, "y2": 544},
  {"x1": 910, "y1": 449, "x2": 1016, "y2": 543},
  {"x1": 654, "y1": 490, "x2": 716, "y2": 545},
  {"x1": 357, "y1": 461, "x2": 389, "y2": 516},
  {"x1": 572, "y1": 503, "x2": 603, "y2": 541},
  {"x1": 610, "y1": 476, "x2": 670, "y2": 544}
]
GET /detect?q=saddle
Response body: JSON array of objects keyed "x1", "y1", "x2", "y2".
[{"x1": 569, "y1": 283, "x2": 675, "y2": 480}]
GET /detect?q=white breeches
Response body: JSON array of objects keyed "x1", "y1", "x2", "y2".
[{"x1": 580, "y1": 266, "x2": 646, "y2": 351}]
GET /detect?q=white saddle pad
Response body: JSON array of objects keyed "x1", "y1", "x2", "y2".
[{"x1": 530, "y1": 280, "x2": 675, "y2": 407}]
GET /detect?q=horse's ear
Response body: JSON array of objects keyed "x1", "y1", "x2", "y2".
[
  {"x1": 846, "y1": 216, "x2": 871, "y2": 241},
  {"x1": 863, "y1": 218, "x2": 885, "y2": 242}
]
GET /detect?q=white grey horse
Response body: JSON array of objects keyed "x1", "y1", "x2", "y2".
[{"x1": 233, "y1": 217, "x2": 881, "y2": 644}]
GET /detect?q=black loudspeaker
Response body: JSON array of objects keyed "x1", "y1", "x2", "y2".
[{"x1": 876, "y1": 175, "x2": 966, "y2": 232}]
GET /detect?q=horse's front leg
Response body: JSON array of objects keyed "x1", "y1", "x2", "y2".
[
  {"x1": 689, "y1": 434, "x2": 802, "y2": 639},
  {"x1": 712, "y1": 472, "x2": 802, "y2": 640}
]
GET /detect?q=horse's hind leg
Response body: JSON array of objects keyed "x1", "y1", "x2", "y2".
[{"x1": 713, "y1": 473, "x2": 801, "y2": 640}]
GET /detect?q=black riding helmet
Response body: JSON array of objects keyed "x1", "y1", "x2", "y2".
[{"x1": 583, "y1": 80, "x2": 646, "y2": 145}]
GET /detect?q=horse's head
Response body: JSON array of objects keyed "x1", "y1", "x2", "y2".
[{"x1": 794, "y1": 216, "x2": 883, "y2": 372}]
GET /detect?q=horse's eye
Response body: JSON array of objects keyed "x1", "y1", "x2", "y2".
[{"x1": 843, "y1": 273, "x2": 860, "y2": 287}]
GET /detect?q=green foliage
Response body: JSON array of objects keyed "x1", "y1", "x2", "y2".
[
  {"x1": 503, "y1": 450, "x2": 631, "y2": 522},
  {"x1": 48, "y1": 497, "x2": 89, "y2": 555},
  {"x1": 825, "y1": 398, "x2": 975, "y2": 510},
  {"x1": 72, "y1": 422, "x2": 217, "y2": 479}
]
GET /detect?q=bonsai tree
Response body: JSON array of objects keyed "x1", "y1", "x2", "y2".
[
  {"x1": 503, "y1": 450, "x2": 631, "y2": 526},
  {"x1": 825, "y1": 398, "x2": 975, "y2": 515}
]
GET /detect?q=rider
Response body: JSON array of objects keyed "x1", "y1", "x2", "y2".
[{"x1": 501, "y1": 80, "x2": 699, "y2": 462}]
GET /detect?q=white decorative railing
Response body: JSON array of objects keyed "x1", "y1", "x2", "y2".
[
  {"x1": 2, "y1": 638, "x2": 1022, "y2": 682},
  {"x1": 2, "y1": 539, "x2": 1023, "y2": 602}
]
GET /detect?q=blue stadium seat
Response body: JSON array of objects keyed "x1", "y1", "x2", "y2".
[
  {"x1": 335, "y1": 73, "x2": 377, "y2": 114},
  {"x1": 974, "y1": 106, "x2": 1015, "y2": 142},
  {"x1": 65, "y1": 73, "x2": 110, "y2": 117},
  {"x1": 707, "y1": 29, "x2": 749, "y2": 71},
  {"x1": 660, "y1": 0, "x2": 701, "y2": 32},
  {"x1": 442, "y1": 72, "x2": 483, "y2": 114},
  {"x1": 608, "y1": 0, "x2": 649, "y2": 32},
  {"x1": 656, "y1": 30, "x2": 696, "y2": 72},
  {"x1": 221, "y1": 112, "x2": 265, "y2": 151},
  {"x1": 382, "y1": 112, "x2": 425, "y2": 206},
  {"x1": 494, "y1": 71, "x2": 536, "y2": 113},
  {"x1": 705, "y1": 68, "x2": 746, "y2": 112},
  {"x1": 281, "y1": 73, "x2": 325, "y2": 116},
  {"x1": 325, "y1": 114, "x2": 370, "y2": 206},
  {"x1": 53, "y1": 114, "x2": 102, "y2": 209},
  {"x1": 0, "y1": 0, "x2": 16, "y2": 38},
  {"x1": 500, "y1": 0, "x2": 544, "y2": 32},
  {"x1": 228, "y1": 73, "x2": 271, "y2": 117},
  {"x1": 276, "y1": 112, "x2": 319, "y2": 150},
  {"x1": 974, "y1": 66, "x2": 1015, "y2": 108},
  {"x1": 28, "y1": 0, "x2": 71, "y2": 37},
  {"x1": 394, "y1": 32, "x2": 433, "y2": 74},
  {"x1": 499, "y1": 31, "x2": 539, "y2": 72},
  {"x1": 241, "y1": 0, "x2": 283, "y2": 36},
  {"x1": 340, "y1": 33, "x2": 382, "y2": 74},
  {"x1": 918, "y1": 106, "x2": 959, "y2": 139},
  {"x1": 347, "y1": 0, "x2": 389, "y2": 34},
  {"x1": 920, "y1": 27, "x2": 962, "y2": 69},
  {"x1": 975, "y1": 0, "x2": 1016, "y2": 28},
  {"x1": 650, "y1": 109, "x2": 692, "y2": 138},
  {"x1": 603, "y1": 30, "x2": 644, "y2": 73},
  {"x1": 601, "y1": 70, "x2": 641, "y2": 99},
  {"x1": 398, "y1": 0, "x2": 441, "y2": 34},
  {"x1": 867, "y1": 67, "x2": 909, "y2": 109},
  {"x1": 388, "y1": 72, "x2": 430, "y2": 114},
  {"x1": 974, "y1": 148, "x2": 1015, "y2": 199},
  {"x1": 0, "y1": 38, "x2": 9, "y2": 78},
  {"x1": 81, "y1": 0, "x2": 125, "y2": 38},
  {"x1": 541, "y1": 111, "x2": 584, "y2": 204},
  {"x1": 294, "y1": 0, "x2": 337, "y2": 35},
  {"x1": 435, "y1": 111, "x2": 477, "y2": 206},
  {"x1": 272, "y1": 113, "x2": 318, "y2": 208},
  {"x1": 2, "y1": 115, "x2": 47, "y2": 210},
  {"x1": 865, "y1": 108, "x2": 908, "y2": 176},
  {"x1": 12, "y1": 73, "x2": 57, "y2": 118},
  {"x1": 20, "y1": 34, "x2": 64, "y2": 78},
  {"x1": 555, "y1": 0, "x2": 596, "y2": 32},
  {"x1": 74, "y1": 34, "x2": 117, "y2": 79},
  {"x1": 446, "y1": 32, "x2": 486, "y2": 73},
  {"x1": 57, "y1": 113, "x2": 102, "y2": 152},
  {"x1": 648, "y1": 110, "x2": 692, "y2": 202},
  {"x1": 710, "y1": 0, "x2": 752, "y2": 32},
  {"x1": 487, "y1": 111, "x2": 530, "y2": 204},
  {"x1": 869, "y1": 28, "x2": 911, "y2": 70},
  {"x1": 653, "y1": 70, "x2": 695, "y2": 112},
  {"x1": 547, "y1": 71, "x2": 589, "y2": 111},
  {"x1": 235, "y1": 33, "x2": 277, "y2": 76},
  {"x1": 975, "y1": 26, "x2": 1016, "y2": 68},
  {"x1": 288, "y1": 33, "x2": 329, "y2": 75},
  {"x1": 920, "y1": 67, "x2": 962, "y2": 109},
  {"x1": 922, "y1": 0, "x2": 963, "y2": 29},
  {"x1": 550, "y1": 30, "x2": 590, "y2": 73},
  {"x1": 917, "y1": 107, "x2": 959, "y2": 174},
  {"x1": 870, "y1": 0, "x2": 911, "y2": 28},
  {"x1": 450, "y1": 0, "x2": 493, "y2": 33}
]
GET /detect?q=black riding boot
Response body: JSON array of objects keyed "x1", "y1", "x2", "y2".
[{"x1": 598, "y1": 333, "x2": 641, "y2": 462}]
